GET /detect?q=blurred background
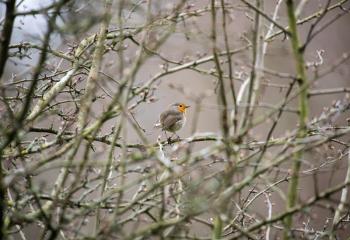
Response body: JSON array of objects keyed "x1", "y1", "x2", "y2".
[{"x1": 2, "y1": 0, "x2": 350, "y2": 239}]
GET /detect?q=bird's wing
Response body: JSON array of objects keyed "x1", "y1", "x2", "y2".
[{"x1": 160, "y1": 110, "x2": 182, "y2": 128}]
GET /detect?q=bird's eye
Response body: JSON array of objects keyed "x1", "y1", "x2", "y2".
[{"x1": 179, "y1": 104, "x2": 183, "y2": 107}]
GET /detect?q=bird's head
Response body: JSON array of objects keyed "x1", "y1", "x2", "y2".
[{"x1": 170, "y1": 102, "x2": 190, "y2": 113}]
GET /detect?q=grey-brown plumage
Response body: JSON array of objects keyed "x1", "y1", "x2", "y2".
[
  {"x1": 159, "y1": 110, "x2": 184, "y2": 132},
  {"x1": 154, "y1": 102, "x2": 189, "y2": 133}
]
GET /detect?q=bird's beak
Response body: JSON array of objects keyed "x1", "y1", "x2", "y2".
[{"x1": 185, "y1": 105, "x2": 190, "y2": 108}]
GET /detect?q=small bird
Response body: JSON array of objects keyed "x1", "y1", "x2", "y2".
[{"x1": 155, "y1": 102, "x2": 190, "y2": 139}]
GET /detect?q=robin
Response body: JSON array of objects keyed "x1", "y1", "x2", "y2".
[{"x1": 155, "y1": 102, "x2": 190, "y2": 139}]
